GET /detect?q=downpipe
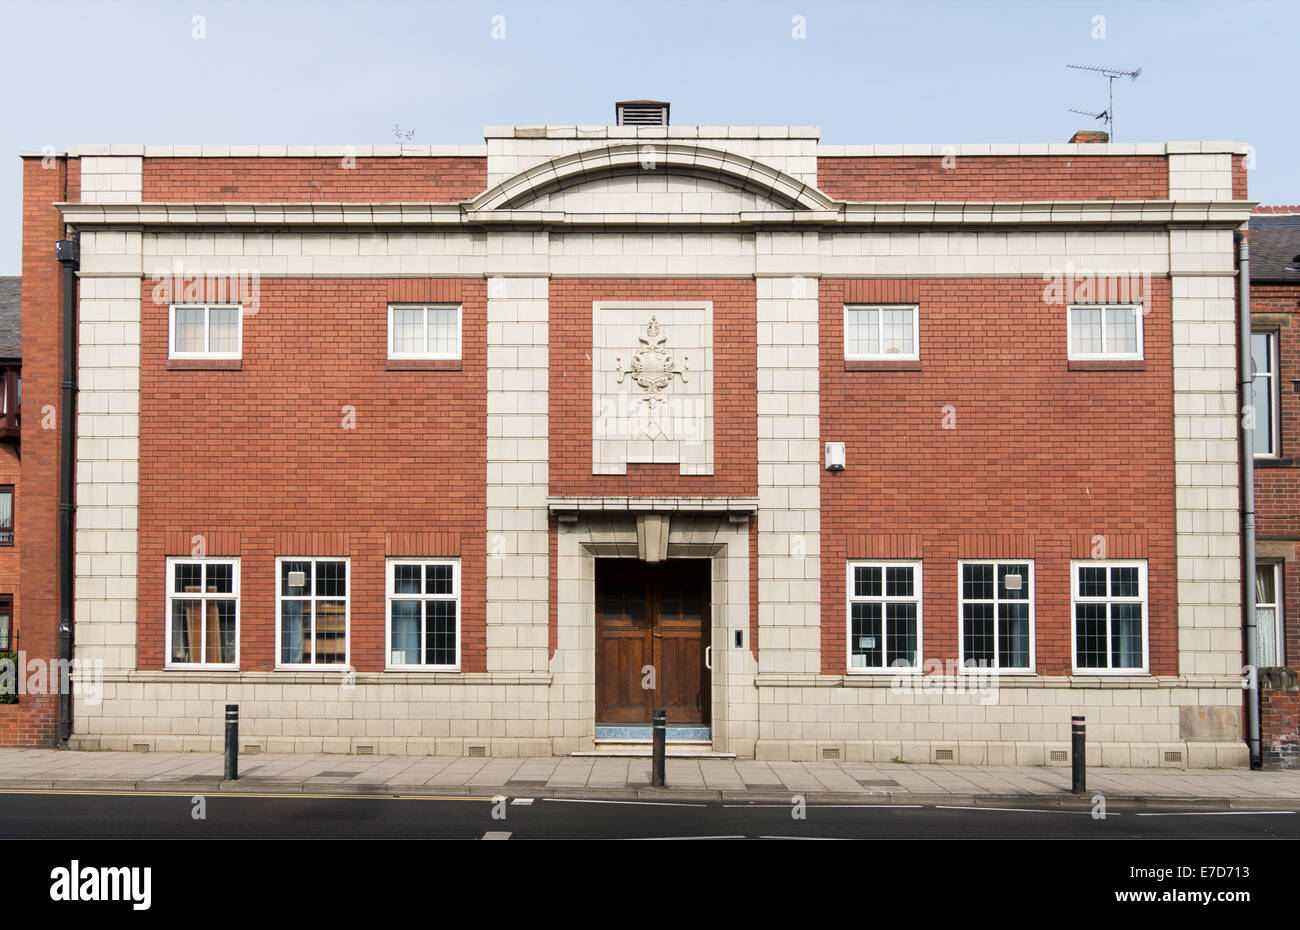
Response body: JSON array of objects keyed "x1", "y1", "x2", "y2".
[{"x1": 55, "y1": 235, "x2": 78, "y2": 746}]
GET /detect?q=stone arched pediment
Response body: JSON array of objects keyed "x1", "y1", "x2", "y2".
[{"x1": 470, "y1": 142, "x2": 838, "y2": 213}]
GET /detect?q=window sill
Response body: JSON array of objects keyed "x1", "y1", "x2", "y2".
[
  {"x1": 386, "y1": 359, "x2": 462, "y2": 371},
  {"x1": 1067, "y1": 359, "x2": 1146, "y2": 371},
  {"x1": 844, "y1": 359, "x2": 922, "y2": 372},
  {"x1": 166, "y1": 359, "x2": 242, "y2": 371},
  {"x1": 1255, "y1": 457, "x2": 1292, "y2": 468}
]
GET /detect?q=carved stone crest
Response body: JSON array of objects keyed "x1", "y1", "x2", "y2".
[{"x1": 615, "y1": 316, "x2": 689, "y2": 440}]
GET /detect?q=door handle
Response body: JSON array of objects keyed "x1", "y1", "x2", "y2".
[{"x1": 705, "y1": 646, "x2": 712, "y2": 670}]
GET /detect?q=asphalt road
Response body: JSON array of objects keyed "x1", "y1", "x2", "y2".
[{"x1": 2, "y1": 790, "x2": 1298, "y2": 839}]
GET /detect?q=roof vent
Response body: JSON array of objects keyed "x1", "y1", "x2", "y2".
[{"x1": 616, "y1": 100, "x2": 670, "y2": 126}]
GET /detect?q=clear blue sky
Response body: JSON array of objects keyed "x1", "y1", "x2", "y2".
[{"x1": 2, "y1": 0, "x2": 1295, "y2": 274}]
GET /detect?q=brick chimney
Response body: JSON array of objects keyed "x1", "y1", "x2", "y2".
[{"x1": 1069, "y1": 129, "x2": 1109, "y2": 143}]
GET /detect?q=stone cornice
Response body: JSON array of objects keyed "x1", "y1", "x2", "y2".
[
  {"x1": 57, "y1": 199, "x2": 1258, "y2": 231},
  {"x1": 548, "y1": 496, "x2": 760, "y2": 514}
]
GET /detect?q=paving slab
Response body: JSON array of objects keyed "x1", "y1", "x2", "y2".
[{"x1": 3, "y1": 749, "x2": 1300, "y2": 807}]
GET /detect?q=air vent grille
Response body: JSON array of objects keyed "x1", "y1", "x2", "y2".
[
  {"x1": 242, "y1": 743, "x2": 263, "y2": 755},
  {"x1": 132, "y1": 743, "x2": 151, "y2": 753},
  {"x1": 1049, "y1": 750, "x2": 1069, "y2": 763},
  {"x1": 1164, "y1": 751, "x2": 1183, "y2": 764},
  {"x1": 934, "y1": 749, "x2": 954, "y2": 761},
  {"x1": 615, "y1": 100, "x2": 669, "y2": 126},
  {"x1": 355, "y1": 744, "x2": 374, "y2": 756},
  {"x1": 821, "y1": 747, "x2": 841, "y2": 760},
  {"x1": 468, "y1": 745, "x2": 487, "y2": 758}
]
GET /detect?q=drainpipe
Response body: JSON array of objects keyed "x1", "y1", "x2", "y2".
[
  {"x1": 1238, "y1": 231, "x2": 1261, "y2": 769},
  {"x1": 55, "y1": 234, "x2": 78, "y2": 746}
]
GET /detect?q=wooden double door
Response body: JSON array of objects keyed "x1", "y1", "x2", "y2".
[{"x1": 595, "y1": 559, "x2": 711, "y2": 726}]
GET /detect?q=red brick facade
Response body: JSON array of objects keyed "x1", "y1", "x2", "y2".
[
  {"x1": 1261, "y1": 680, "x2": 1300, "y2": 768},
  {"x1": 816, "y1": 156, "x2": 1168, "y2": 202},
  {"x1": 1, "y1": 158, "x2": 71, "y2": 747},
  {"x1": 818, "y1": 277, "x2": 1177, "y2": 676},
  {"x1": 142, "y1": 157, "x2": 487, "y2": 203},
  {"x1": 136, "y1": 276, "x2": 488, "y2": 673}
]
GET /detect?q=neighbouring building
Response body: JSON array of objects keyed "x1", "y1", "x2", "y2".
[
  {"x1": 0, "y1": 276, "x2": 28, "y2": 740},
  {"x1": 13, "y1": 108, "x2": 1256, "y2": 766},
  {"x1": 1248, "y1": 206, "x2": 1300, "y2": 767}
]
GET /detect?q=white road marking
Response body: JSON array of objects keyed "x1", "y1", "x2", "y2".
[
  {"x1": 1135, "y1": 810, "x2": 1295, "y2": 817},
  {"x1": 543, "y1": 797, "x2": 707, "y2": 808},
  {"x1": 935, "y1": 805, "x2": 1122, "y2": 815},
  {"x1": 481, "y1": 831, "x2": 512, "y2": 839},
  {"x1": 758, "y1": 835, "x2": 850, "y2": 840},
  {"x1": 510, "y1": 798, "x2": 534, "y2": 805},
  {"x1": 618, "y1": 835, "x2": 747, "y2": 840},
  {"x1": 722, "y1": 803, "x2": 923, "y2": 809}
]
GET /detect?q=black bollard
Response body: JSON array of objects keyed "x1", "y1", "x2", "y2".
[
  {"x1": 652, "y1": 710, "x2": 666, "y2": 787},
  {"x1": 224, "y1": 704, "x2": 239, "y2": 781},
  {"x1": 1071, "y1": 715, "x2": 1085, "y2": 794}
]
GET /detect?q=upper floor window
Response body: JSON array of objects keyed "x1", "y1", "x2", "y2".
[
  {"x1": 386, "y1": 559, "x2": 460, "y2": 669},
  {"x1": 1250, "y1": 331, "x2": 1280, "y2": 458},
  {"x1": 0, "y1": 367, "x2": 18, "y2": 438},
  {"x1": 277, "y1": 558, "x2": 348, "y2": 667},
  {"x1": 844, "y1": 305, "x2": 919, "y2": 360},
  {"x1": 847, "y1": 561, "x2": 921, "y2": 672},
  {"x1": 0, "y1": 486, "x2": 13, "y2": 546},
  {"x1": 1068, "y1": 304, "x2": 1143, "y2": 360},
  {"x1": 388, "y1": 304, "x2": 461, "y2": 360},
  {"x1": 960, "y1": 561, "x2": 1033, "y2": 672},
  {"x1": 1072, "y1": 560, "x2": 1148, "y2": 673},
  {"x1": 166, "y1": 558, "x2": 238, "y2": 667},
  {"x1": 169, "y1": 304, "x2": 242, "y2": 359}
]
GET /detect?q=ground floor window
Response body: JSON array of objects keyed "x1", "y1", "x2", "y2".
[
  {"x1": 960, "y1": 560, "x2": 1033, "y2": 671},
  {"x1": 166, "y1": 559, "x2": 238, "y2": 667},
  {"x1": 1072, "y1": 560, "x2": 1148, "y2": 673},
  {"x1": 847, "y1": 561, "x2": 921, "y2": 671},
  {"x1": 386, "y1": 559, "x2": 460, "y2": 668},
  {"x1": 1257, "y1": 563, "x2": 1284, "y2": 668},
  {"x1": 277, "y1": 558, "x2": 348, "y2": 666}
]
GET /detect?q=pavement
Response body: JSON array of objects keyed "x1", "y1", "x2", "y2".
[{"x1": 4, "y1": 747, "x2": 1300, "y2": 808}]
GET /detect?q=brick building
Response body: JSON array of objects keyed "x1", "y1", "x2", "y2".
[
  {"x1": 0, "y1": 275, "x2": 34, "y2": 741},
  {"x1": 1248, "y1": 207, "x2": 1300, "y2": 767},
  {"x1": 15, "y1": 113, "x2": 1255, "y2": 765}
]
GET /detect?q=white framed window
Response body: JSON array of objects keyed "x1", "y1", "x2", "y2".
[
  {"x1": 959, "y1": 560, "x2": 1034, "y2": 672},
  {"x1": 1067, "y1": 304, "x2": 1143, "y2": 360},
  {"x1": 386, "y1": 559, "x2": 461, "y2": 669},
  {"x1": 1071, "y1": 560, "x2": 1148, "y2": 673},
  {"x1": 1250, "y1": 331, "x2": 1280, "y2": 458},
  {"x1": 1257, "y1": 562, "x2": 1285, "y2": 668},
  {"x1": 166, "y1": 558, "x2": 239, "y2": 668},
  {"x1": 276, "y1": 558, "x2": 349, "y2": 667},
  {"x1": 844, "y1": 304, "x2": 919, "y2": 360},
  {"x1": 169, "y1": 303, "x2": 242, "y2": 359},
  {"x1": 847, "y1": 561, "x2": 922, "y2": 672},
  {"x1": 387, "y1": 304, "x2": 461, "y2": 359}
]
